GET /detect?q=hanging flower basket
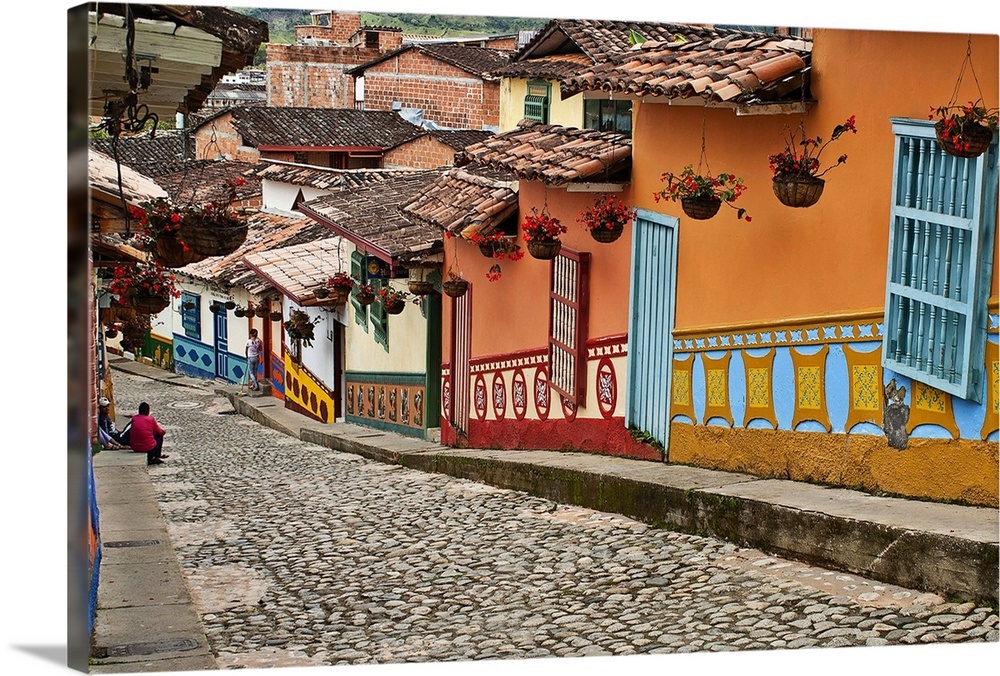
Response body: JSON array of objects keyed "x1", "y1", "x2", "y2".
[
  {"x1": 526, "y1": 240, "x2": 562, "y2": 260},
  {"x1": 934, "y1": 118, "x2": 995, "y2": 158},
  {"x1": 245, "y1": 307, "x2": 256, "y2": 318},
  {"x1": 768, "y1": 116, "x2": 857, "y2": 208},
  {"x1": 129, "y1": 293, "x2": 170, "y2": 315},
  {"x1": 185, "y1": 206, "x2": 249, "y2": 258},
  {"x1": 153, "y1": 229, "x2": 205, "y2": 268},
  {"x1": 269, "y1": 311, "x2": 282, "y2": 322},
  {"x1": 378, "y1": 286, "x2": 408, "y2": 314},
  {"x1": 579, "y1": 194, "x2": 633, "y2": 244},
  {"x1": 234, "y1": 307, "x2": 246, "y2": 318},
  {"x1": 383, "y1": 298, "x2": 406, "y2": 314},
  {"x1": 474, "y1": 234, "x2": 518, "y2": 259},
  {"x1": 104, "y1": 328, "x2": 118, "y2": 339},
  {"x1": 314, "y1": 286, "x2": 330, "y2": 299},
  {"x1": 681, "y1": 196, "x2": 722, "y2": 220},
  {"x1": 772, "y1": 176, "x2": 826, "y2": 208},
  {"x1": 355, "y1": 288, "x2": 376, "y2": 306},
  {"x1": 442, "y1": 277, "x2": 469, "y2": 298},
  {"x1": 656, "y1": 165, "x2": 750, "y2": 221},
  {"x1": 408, "y1": 280, "x2": 435, "y2": 295},
  {"x1": 225, "y1": 300, "x2": 236, "y2": 310},
  {"x1": 591, "y1": 223, "x2": 624, "y2": 243}
]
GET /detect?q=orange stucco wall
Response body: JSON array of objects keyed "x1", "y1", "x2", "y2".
[
  {"x1": 443, "y1": 181, "x2": 635, "y2": 363},
  {"x1": 630, "y1": 29, "x2": 999, "y2": 331}
]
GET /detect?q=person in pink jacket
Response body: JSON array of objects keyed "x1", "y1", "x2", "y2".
[{"x1": 130, "y1": 402, "x2": 169, "y2": 465}]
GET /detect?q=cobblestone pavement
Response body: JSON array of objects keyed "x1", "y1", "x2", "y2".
[{"x1": 112, "y1": 371, "x2": 999, "y2": 670}]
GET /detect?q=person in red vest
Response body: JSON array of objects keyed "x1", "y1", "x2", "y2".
[{"x1": 130, "y1": 401, "x2": 169, "y2": 466}]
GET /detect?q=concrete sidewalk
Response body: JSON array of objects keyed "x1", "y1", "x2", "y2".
[{"x1": 99, "y1": 358, "x2": 999, "y2": 643}]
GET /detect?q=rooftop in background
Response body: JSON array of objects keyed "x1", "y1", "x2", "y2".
[
  {"x1": 90, "y1": 131, "x2": 192, "y2": 178},
  {"x1": 401, "y1": 166, "x2": 519, "y2": 239},
  {"x1": 456, "y1": 120, "x2": 632, "y2": 186}
]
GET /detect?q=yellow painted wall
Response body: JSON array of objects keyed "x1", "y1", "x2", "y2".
[
  {"x1": 345, "y1": 279, "x2": 428, "y2": 373},
  {"x1": 670, "y1": 423, "x2": 999, "y2": 506},
  {"x1": 500, "y1": 78, "x2": 586, "y2": 132},
  {"x1": 629, "y1": 29, "x2": 999, "y2": 331},
  {"x1": 284, "y1": 354, "x2": 336, "y2": 423}
]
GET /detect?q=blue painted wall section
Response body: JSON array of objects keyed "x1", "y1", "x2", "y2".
[{"x1": 173, "y1": 333, "x2": 247, "y2": 384}]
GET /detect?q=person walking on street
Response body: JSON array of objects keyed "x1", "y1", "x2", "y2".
[
  {"x1": 246, "y1": 328, "x2": 263, "y2": 391},
  {"x1": 130, "y1": 401, "x2": 169, "y2": 465}
]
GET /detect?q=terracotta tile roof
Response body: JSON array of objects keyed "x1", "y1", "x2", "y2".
[
  {"x1": 203, "y1": 107, "x2": 426, "y2": 150},
  {"x1": 206, "y1": 82, "x2": 267, "y2": 105},
  {"x1": 89, "y1": 149, "x2": 168, "y2": 207},
  {"x1": 562, "y1": 29, "x2": 812, "y2": 104},
  {"x1": 348, "y1": 43, "x2": 513, "y2": 79},
  {"x1": 248, "y1": 162, "x2": 423, "y2": 191},
  {"x1": 401, "y1": 167, "x2": 518, "y2": 238},
  {"x1": 503, "y1": 19, "x2": 691, "y2": 70},
  {"x1": 243, "y1": 238, "x2": 350, "y2": 306},
  {"x1": 299, "y1": 169, "x2": 449, "y2": 262},
  {"x1": 495, "y1": 53, "x2": 593, "y2": 80},
  {"x1": 427, "y1": 129, "x2": 497, "y2": 152},
  {"x1": 454, "y1": 120, "x2": 631, "y2": 186},
  {"x1": 90, "y1": 131, "x2": 192, "y2": 178},
  {"x1": 155, "y1": 160, "x2": 261, "y2": 206},
  {"x1": 179, "y1": 209, "x2": 326, "y2": 288}
]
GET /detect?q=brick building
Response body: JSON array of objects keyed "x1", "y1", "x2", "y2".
[
  {"x1": 190, "y1": 106, "x2": 492, "y2": 170},
  {"x1": 265, "y1": 10, "x2": 404, "y2": 108},
  {"x1": 349, "y1": 43, "x2": 513, "y2": 130}
]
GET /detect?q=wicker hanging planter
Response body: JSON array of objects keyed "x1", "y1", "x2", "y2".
[
  {"x1": 234, "y1": 307, "x2": 246, "y2": 318},
  {"x1": 772, "y1": 176, "x2": 826, "y2": 208},
  {"x1": 104, "y1": 328, "x2": 118, "y2": 339},
  {"x1": 245, "y1": 307, "x2": 256, "y2": 318},
  {"x1": 934, "y1": 120, "x2": 994, "y2": 158},
  {"x1": 408, "y1": 280, "x2": 435, "y2": 295},
  {"x1": 590, "y1": 224, "x2": 625, "y2": 243},
  {"x1": 129, "y1": 293, "x2": 170, "y2": 315},
  {"x1": 152, "y1": 229, "x2": 205, "y2": 268},
  {"x1": 383, "y1": 298, "x2": 406, "y2": 315},
  {"x1": 442, "y1": 279, "x2": 469, "y2": 298},
  {"x1": 355, "y1": 290, "x2": 376, "y2": 306},
  {"x1": 681, "y1": 197, "x2": 722, "y2": 220},
  {"x1": 269, "y1": 311, "x2": 282, "y2": 322},
  {"x1": 314, "y1": 287, "x2": 330, "y2": 299},
  {"x1": 526, "y1": 239, "x2": 562, "y2": 260},
  {"x1": 187, "y1": 218, "x2": 248, "y2": 258}
]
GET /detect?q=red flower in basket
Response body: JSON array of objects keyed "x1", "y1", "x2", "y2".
[{"x1": 521, "y1": 209, "x2": 566, "y2": 243}]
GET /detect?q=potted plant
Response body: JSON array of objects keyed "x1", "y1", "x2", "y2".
[
  {"x1": 655, "y1": 164, "x2": 751, "y2": 221},
  {"x1": 283, "y1": 309, "x2": 320, "y2": 347},
  {"x1": 269, "y1": 310, "x2": 283, "y2": 322},
  {"x1": 314, "y1": 286, "x2": 330, "y2": 299},
  {"x1": 354, "y1": 281, "x2": 376, "y2": 306},
  {"x1": 768, "y1": 115, "x2": 858, "y2": 208},
  {"x1": 442, "y1": 272, "x2": 469, "y2": 298},
  {"x1": 234, "y1": 307, "x2": 246, "y2": 318},
  {"x1": 407, "y1": 269, "x2": 435, "y2": 296},
  {"x1": 129, "y1": 198, "x2": 206, "y2": 268},
  {"x1": 325, "y1": 272, "x2": 355, "y2": 305},
  {"x1": 377, "y1": 286, "x2": 408, "y2": 315},
  {"x1": 225, "y1": 300, "x2": 236, "y2": 310},
  {"x1": 522, "y1": 208, "x2": 567, "y2": 260},
  {"x1": 184, "y1": 178, "x2": 250, "y2": 257},
  {"x1": 578, "y1": 194, "x2": 634, "y2": 243},
  {"x1": 108, "y1": 263, "x2": 180, "y2": 314},
  {"x1": 930, "y1": 100, "x2": 997, "y2": 158},
  {"x1": 245, "y1": 304, "x2": 256, "y2": 319}
]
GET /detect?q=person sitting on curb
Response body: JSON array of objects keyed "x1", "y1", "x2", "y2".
[
  {"x1": 129, "y1": 401, "x2": 169, "y2": 465},
  {"x1": 97, "y1": 397, "x2": 130, "y2": 450}
]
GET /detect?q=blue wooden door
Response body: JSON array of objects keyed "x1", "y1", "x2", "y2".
[
  {"x1": 214, "y1": 310, "x2": 229, "y2": 380},
  {"x1": 626, "y1": 208, "x2": 679, "y2": 454}
]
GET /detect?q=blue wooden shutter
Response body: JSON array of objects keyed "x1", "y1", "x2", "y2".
[
  {"x1": 883, "y1": 118, "x2": 998, "y2": 402},
  {"x1": 371, "y1": 278, "x2": 389, "y2": 350},
  {"x1": 181, "y1": 292, "x2": 200, "y2": 339}
]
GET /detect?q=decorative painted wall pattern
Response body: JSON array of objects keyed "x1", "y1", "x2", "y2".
[
  {"x1": 284, "y1": 355, "x2": 335, "y2": 424},
  {"x1": 269, "y1": 351, "x2": 285, "y2": 399},
  {"x1": 671, "y1": 311, "x2": 996, "y2": 441},
  {"x1": 346, "y1": 372, "x2": 427, "y2": 437},
  {"x1": 145, "y1": 333, "x2": 174, "y2": 371},
  {"x1": 172, "y1": 333, "x2": 246, "y2": 384}
]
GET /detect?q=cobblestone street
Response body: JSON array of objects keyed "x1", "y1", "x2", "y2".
[{"x1": 111, "y1": 370, "x2": 999, "y2": 671}]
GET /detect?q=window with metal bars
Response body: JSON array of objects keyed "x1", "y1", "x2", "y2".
[
  {"x1": 524, "y1": 81, "x2": 550, "y2": 124},
  {"x1": 882, "y1": 118, "x2": 997, "y2": 402},
  {"x1": 548, "y1": 249, "x2": 590, "y2": 404}
]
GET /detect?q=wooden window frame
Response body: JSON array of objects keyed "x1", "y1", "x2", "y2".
[
  {"x1": 882, "y1": 118, "x2": 998, "y2": 402},
  {"x1": 548, "y1": 248, "x2": 590, "y2": 405}
]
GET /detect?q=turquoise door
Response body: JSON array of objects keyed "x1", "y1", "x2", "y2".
[
  {"x1": 626, "y1": 208, "x2": 679, "y2": 457},
  {"x1": 214, "y1": 310, "x2": 229, "y2": 380}
]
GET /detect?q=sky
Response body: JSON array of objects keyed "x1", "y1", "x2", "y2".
[{"x1": 3, "y1": 1, "x2": 997, "y2": 676}]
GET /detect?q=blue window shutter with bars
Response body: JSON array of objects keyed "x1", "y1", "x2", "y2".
[
  {"x1": 882, "y1": 118, "x2": 998, "y2": 402},
  {"x1": 181, "y1": 292, "x2": 200, "y2": 339},
  {"x1": 350, "y1": 250, "x2": 368, "y2": 331}
]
